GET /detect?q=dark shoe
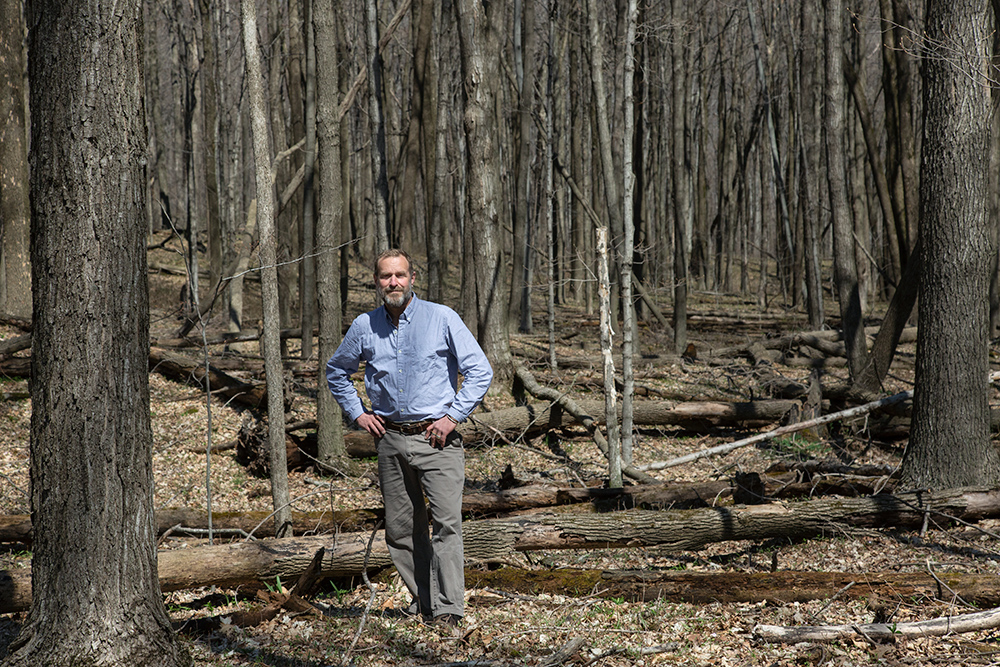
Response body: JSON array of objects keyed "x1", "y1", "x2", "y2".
[{"x1": 432, "y1": 613, "x2": 461, "y2": 628}]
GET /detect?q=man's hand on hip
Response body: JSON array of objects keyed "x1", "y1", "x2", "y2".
[
  {"x1": 425, "y1": 416, "x2": 456, "y2": 449},
  {"x1": 357, "y1": 412, "x2": 386, "y2": 437}
]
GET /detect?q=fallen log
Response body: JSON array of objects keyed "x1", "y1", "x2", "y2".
[
  {"x1": 513, "y1": 364, "x2": 658, "y2": 484},
  {"x1": 0, "y1": 509, "x2": 386, "y2": 544},
  {"x1": 463, "y1": 398, "x2": 798, "y2": 444},
  {"x1": 0, "y1": 471, "x2": 895, "y2": 544},
  {"x1": 149, "y1": 347, "x2": 268, "y2": 409},
  {"x1": 467, "y1": 567, "x2": 1000, "y2": 607},
  {"x1": 1, "y1": 485, "x2": 998, "y2": 613},
  {"x1": 0, "y1": 334, "x2": 30, "y2": 358},
  {"x1": 636, "y1": 389, "x2": 912, "y2": 471},
  {"x1": 0, "y1": 357, "x2": 30, "y2": 377},
  {"x1": 235, "y1": 397, "x2": 800, "y2": 473}
]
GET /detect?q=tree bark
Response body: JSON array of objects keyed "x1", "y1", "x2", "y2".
[
  {"x1": 455, "y1": 0, "x2": 514, "y2": 383},
  {"x1": 825, "y1": 0, "x2": 871, "y2": 383},
  {"x1": 7, "y1": 0, "x2": 189, "y2": 662},
  {"x1": 365, "y1": 0, "x2": 391, "y2": 250},
  {"x1": 597, "y1": 228, "x2": 622, "y2": 487},
  {"x1": 509, "y1": 0, "x2": 536, "y2": 334},
  {"x1": 241, "y1": 0, "x2": 292, "y2": 537},
  {"x1": 313, "y1": 0, "x2": 348, "y2": 471},
  {"x1": 0, "y1": 0, "x2": 31, "y2": 320},
  {"x1": 903, "y1": 0, "x2": 1000, "y2": 489}
]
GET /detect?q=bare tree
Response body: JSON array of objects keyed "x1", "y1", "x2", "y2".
[
  {"x1": 6, "y1": 0, "x2": 188, "y2": 662},
  {"x1": 620, "y1": 0, "x2": 638, "y2": 465},
  {"x1": 313, "y1": 0, "x2": 348, "y2": 471},
  {"x1": 455, "y1": 0, "x2": 514, "y2": 382},
  {"x1": 597, "y1": 227, "x2": 622, "y2": 488},
  {"x1": 510, "y1": 0, "x2": 537, "y2": 333},
  {"x1": 366, "y1": 0, "x2": 391, "y2": 251},
  {"x1": 241, "y1": 0, "x2": 292, "y2": 536},
  {"x1": 825, "y1": 0, "x2": 870, "y2": 382},
  {"x1": 300, "y1": 0, "x2": 317, "y2": 360}
]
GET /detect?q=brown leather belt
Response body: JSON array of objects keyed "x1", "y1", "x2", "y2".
[{"x1": 382, "y1": 419, "x2": 433, "y2": 435}]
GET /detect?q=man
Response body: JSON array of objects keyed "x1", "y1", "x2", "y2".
[{"x1": 326, "y1": 249, "x2": 493, "y2": 628}]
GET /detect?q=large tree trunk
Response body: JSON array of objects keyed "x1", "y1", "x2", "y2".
[
  {"x1": 455, "y1": 0, "x2": 513, "y2": 383},
  {"x1": 903, "y1": 0, "x2": 1000, "y2": 489},
  {"x1": 7, "y1": 0, "x2": 188, "y2": 663},
  {"x1": 0, "y1": 0, "x2": 31, "y2": 320}
]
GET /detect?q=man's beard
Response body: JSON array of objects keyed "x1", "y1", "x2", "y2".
[{"x1": 378, "y1": 284, "x2": 412, "y2": 309}]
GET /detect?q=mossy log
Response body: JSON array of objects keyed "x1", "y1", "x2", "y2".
[{"x1": 468, "y1": 567, "x2": 1000, "y2": 607}]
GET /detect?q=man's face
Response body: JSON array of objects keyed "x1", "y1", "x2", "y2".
[{"x1": 375, "y1": 255, "x2": 414, "y2": 310}]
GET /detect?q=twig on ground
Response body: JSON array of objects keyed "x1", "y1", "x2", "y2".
[
  {"x1": 344, "y1": 520, "x2": 383, "y2": 663},
  {"x1": 0, "y1": 471, "x2": 27, "y2": 499},
  {"x1": 581, "y1": 643, "x2": 678, "y2": 667},
  {"x1": 809, "y1": 581, "x2": 855, "y2": 622},
  {"x1": 542, "y1": 637, "x2": 587, "y2": 667},
  {"x1": 926, "y1": 559, "x2": 972, "y2": 608}
]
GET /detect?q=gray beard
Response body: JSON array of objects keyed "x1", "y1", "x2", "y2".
[{"x1": 379, "y1": 285, "x2": 412, "y2": 309}]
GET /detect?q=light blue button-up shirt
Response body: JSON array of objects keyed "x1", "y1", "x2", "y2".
[{"x1": 326, "y1": 294, "x2": 493, "y2": 424}]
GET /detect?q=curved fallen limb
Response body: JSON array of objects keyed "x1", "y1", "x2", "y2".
[{"x1": 753, "y1": 605, "x2": 1000, "y2": 643}]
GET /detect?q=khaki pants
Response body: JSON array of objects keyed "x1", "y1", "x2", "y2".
[{"x1": 377, "y1": 429, "x2": 465, "y2": 619}]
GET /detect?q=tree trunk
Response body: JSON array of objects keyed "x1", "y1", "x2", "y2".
[
  {"x1": 426, "y1": 0, "x2": 447, "y2": 303},
  {"x1": 455, "y1": 0, "x2": 514, "y2": 383},
  {"x1": 620, "y1": 0, "x2": 638, "y2": 466},
  {"x1": 241, "y1": 0, "x2": 292, "y2": 537},
  {"x1": 587, "y1": 0, "x2": 624, "y2": 328},
  {"x1": 0, "y1": 0, "x2": 31, "y2": 320},
  {"x1": 670, "y1": 0, "x2": 690, "y2": 354},
  {"x1": 299, "y1": 0, "x2": 317, "y2": 361},
  {"x1": 903, "y1": 0, "x2": 1000, "y2": 489},
  {"x1": 509, "y1": 0, "x2": 536, "y2": 334},
  {"x1": 365, "y1": 0, "x2": 391, "y2": 251},
  {"x1": 313, "y1": 0, "x2": 348, "y2": 469},
  {"x1": 7, "y1": 0, "x2": 188, "y2": 662},
  {"x1": 597, "y1": 227, "x2": 622, "y2": 487},
  {"x1": 825, "y1": 0, "x2": 870, "y2": 383}
]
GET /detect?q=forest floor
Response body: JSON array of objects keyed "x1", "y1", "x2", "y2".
[{"x1": 0, "y1": 236, "x2": 999, "y2": 666}]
